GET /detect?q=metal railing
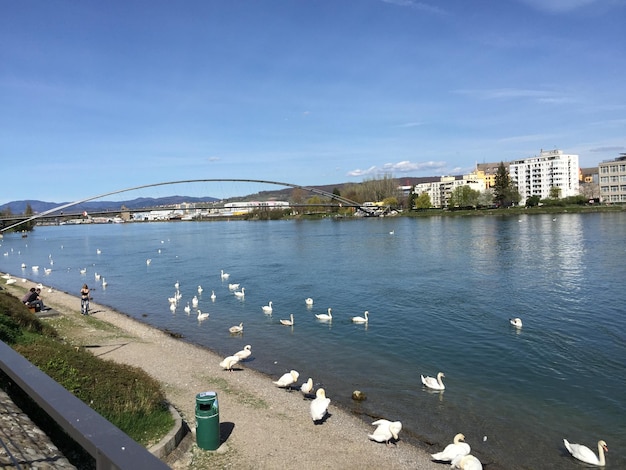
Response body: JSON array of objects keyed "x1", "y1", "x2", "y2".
[{"x1": 0, "y1": 341, "x2": 170, "y2": 470}]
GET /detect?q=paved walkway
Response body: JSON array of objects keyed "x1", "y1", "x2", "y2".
[{"x1": 0, "y1": 388, "x2": 75, "y2": 469}]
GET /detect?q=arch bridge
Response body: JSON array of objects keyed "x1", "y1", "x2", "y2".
[{"x1": 1, "y1": 178, "x2": 381, "y2": 232}]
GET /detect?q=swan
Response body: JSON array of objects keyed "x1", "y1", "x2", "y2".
[
  {"x1": 146, "y1": 258, "x2": 151, "y2": 265},
  {"x1": 44, "y1": 268, "x2": 52, "y2": 275},
  {"x1": 174, "y1": 280, "x2": 179, "y2": 290},
  {"x1": 219, "y1": 355, "x2": 240, "y2": 371},
  {"x1": 310, "y1": 388, "x2": 331, "y2": 422},
  {"x1": 192, "y1": 296, "x2": 199, "y2": 308},
  {"x1": 197, "y1": 285, "x2": 203, "y2": 294},
  {"x1": 101, "y1": 278, "x2": 107, "y2": 287},
  {"x1": 300, "y1": 377, "x2": 314, "y2": 396},
  {"x1": 563, "y1": 439, "x2": 608, "y2": 466},
  {"x1": 220, "y1": 270, "x2": 230, "y2": 280},
  {"x1": 262, "y1": 301, "x2": 273, "y2": 314},
  {"x1": 94, "y1": 272, "x2": 101, "y2": 281},
  {"x1": 210, "y1": 290, "x2": 216, "y2": 301},
  {"x1": 315, "y1": 308, "x2": 332, "y2": 321},
  {"x1": 273, "y1": 370, "x2": 299, "y2": 388},
  {"x1": 168, "y1": 295, "x2": 177, "y2": 304},
  {"x1": 305, "y1": 297, "x2": 313, "y2": 306},
  {"x1": 184, "y1": 302, "x2": 191, "y2": 314},
  {"x1": 169, "y1": 302, "x2": 176, "y2": 312},
  {"x1": 79, "y1": 267, "x2": 86, "y2": 274},
  {"x1": 280, "y1": 314, "x2": 294, "y2": 326},
  {"x1": 451, "y1": 454, "x2": 483, "y2": 470},
  {"x1": 368, "y1": 419, "x2": 402, "y2": 446},
  {"x1": 21, "y1": 263, "x2": 27, "y2": 268},
  {"x1": 234, "y1": 288, "x2": 245, "y2": 298},
  {"x1": 229, "y1": 322, "x2": 244, "y2": 334},
  {"x1": 228, "y1": 283, "x2": 240, "y2": 290},
  {"x1": 431, "y1": 433, "x2": 471, "y2": 461},
  {"x1": 510, "y1": 317, "x2": 523, "y2": 328},
  {"x1": 96, "y1": 248, "x2": 101, "y2": 254},
  {"x1": 421, "y1": 372, "x2": 445, "y2": 390},
  {"x1": 234, "y1": 344, "x2": 252, "y2": 360},
  {"x1": 352, "y1": 311, "x2": 369, "y2": 323},
  {"x1": 197, "y1": 310, "x2": 209, "y2": 321}
]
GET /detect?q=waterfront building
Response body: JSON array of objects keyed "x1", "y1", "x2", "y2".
[
  {"x1": 476, "y1": 162, "x2": 510, "y2": 189},
  {"x1": 414, "y1": 174, "x2": 485, "y2": 208},
  {"x1": 598, "y1": 154, "x2": 626, "y2": 203},
  {"x1": 509, "y1": 149, "x2": 579, "y2": 205}
]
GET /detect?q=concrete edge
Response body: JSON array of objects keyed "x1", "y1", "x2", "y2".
[{"x1": 149, "y1": 404, "x2": 189, "y2": 459}]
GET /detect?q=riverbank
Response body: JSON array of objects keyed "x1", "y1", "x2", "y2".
[{"x1": 2, "y1": 278, "x2": 445, "y2": 470}]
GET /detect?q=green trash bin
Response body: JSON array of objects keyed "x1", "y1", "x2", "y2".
[{"x1": 196, "y1": 391, "x2": 220, "y2": 450}]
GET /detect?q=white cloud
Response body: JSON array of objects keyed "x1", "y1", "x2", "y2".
[{"x1": 347, "y1": 160, "x2": 447, "y2": 177}]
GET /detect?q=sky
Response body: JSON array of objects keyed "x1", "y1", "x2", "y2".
[{"x1": 2, "y1": 0, "x2": 625, "y2": 204}]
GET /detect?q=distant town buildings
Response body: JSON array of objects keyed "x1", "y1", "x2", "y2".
[{"x1": 598, "y1": 154, "x2": 626, "y2": 203}]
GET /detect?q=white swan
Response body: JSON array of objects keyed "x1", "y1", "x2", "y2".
[
  {"x1": 44, "y1": 268, "x2": 52, "y2": 275},
  {"x1": 210, "y1": 290, "x2": 216, "y2": 301},
  {"x1": 146, "y1": 258, "x2": 151, "y2": 265},
  {"x1": 184, "y1": 302, "x2": 191, "y2": 314},
  {"x1": 421, "y1": 372, "x2": 445, "y2": 390},
  {"x1": 262, "y1": 301, "x2": 273, "y2": 314},
  {"x1": 310, "y1": 388, "x2": 331, "y2": 422},
  {"x1": 234, "y1": 344, "x2": 252, "y2": 360},
  {"x1": 169, "y1": 302, "x2": 176, "y2": 312},
  {"x1": 219, "y1": 355, "x2": 240, "y2": 371},
  {"x1": 168, "y1": 295, "x2": 177, "y2": 304},
  {"x1": 280, "y1": 314, "x2": 294, "y2": 326},
  {"x1": 451, "y1": 454, "x2": 483, "y2": 470},
  {"x1": 315, "y1": 308, "x2": 332, "y2": 321},
  {"x1": 273, "y1": 370, "x2": 299, "y2": 388},
  {"x1": 234, "y1": 288, "x2": 245, "y2": 298},
  {"x1": 228, "y1": 283, "x2": 240, "y2": 290},
  {"x1": 229, "y1": 322, "x2": 244, "y2": 334},
  {"x1": 192, "y1": 296, "x2": 199, "y2": 308},
  {"x1": 220, "y1": 270, "x2": 230, "y2": 280},
  {"x1": 510, "y1": 317, "x2": 523, "y2": 328},
  {"x1": 174, "y1": 280, "x2": 179, "y2": 290},
  {"x1": 101, "y1": 278, "x2": 107, "y2": 287},
  {"x1": 96, "y1": 248, "x2": 102, "y2": 254},
  {"x1": 197, "y1": 285, "x2": 203, "y2": 294},
  {"x1": 368, "y1": 419, "x2": 402, "y2": 446},
  {"x1": 564, "y1": 439, "x2": 608, "y2": 466},
  {"x1": 305, "y1": 297, "x2": 313, "y2": 306},
  {"x1": 431, "y1": 433, "x2": 471, "y2": 461},
  {"x1": 352, "y1": 311, "x2": 369, "y2": 323},
  {"x1": 300, "y1": 377, "x2": 314, "y2": 395},
  {"x1": 197, "y1": 310, "x2": 209, "y2": 321}
]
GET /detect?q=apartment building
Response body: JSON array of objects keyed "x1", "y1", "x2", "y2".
[
  {"x1": 414, "y1": 174, "x2": 485, "y2": 208},
  {"x1": 598, "y1": 154, "x2": 626, "y2": 203}
]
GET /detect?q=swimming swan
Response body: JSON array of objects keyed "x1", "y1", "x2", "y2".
[
  {"x1": 368, "y1": 419, "x2": 402, "y2": 446},
  {"x1": 305, "y1": 297, "x2": 313, "y2": 306},
  {"x1": 280, "y1": 314, "x2": 294, "y2": 326},
  {"x1": 431, "y1": 433, "x2": 471, "y2": 461},
  {"x1": 563, "y1": 439, "x2": 608, "y2": 466},
  {"x1": 310, "y1": 388, "x2": 331, "y2": 422},
  {"x1": 197, "y1": 310, "x2": 209, "y2": 321},
  {"x1": 210, "y1": 290, "x2": 216, "y2": 301},
  {"x1": 228, "y1": 283, "x2": 240, "y2": 290},
  {"x1": 220, "y1": 270, "x2": 230, "y2": 280},
  {"x1": 262, "y1": 301, "x2": 273, "y2": 314},
  {"x1": 510, "y1": 317, "x2": 523, "y2": 328},
  {"x1": 352, "y1": 311, "x2": 369, "y2": 323},
  {"x1": 315, "y1": 308, "x2": 332, "y2": 321},
  {"x1": 234, "y1": 288, "x2": 245, "y2": 298},
  {"x1": 421, "y1": 372, "x2": 445, "y2": 390},
  {"x1": 229, "y1": 322, "x2": 244, "y2": 334}
]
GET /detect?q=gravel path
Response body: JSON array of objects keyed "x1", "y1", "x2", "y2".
[{"x1": 4, "y1": 278, "x2": 444, "y2": 469}]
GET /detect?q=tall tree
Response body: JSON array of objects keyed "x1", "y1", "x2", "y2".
[{"x1": 493, "y1": 162, "x2": 520, "y2": 207}]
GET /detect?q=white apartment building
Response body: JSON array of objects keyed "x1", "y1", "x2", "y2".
[
  {"x1": 509, "y1": 149, "x2": 579, "y2": 205},
  {"x1": 414, "y1": 175, "x2": 484, "y2": 208},
  {"x1": 598, "y1": 154, "x2": 626, "y2": 203}
]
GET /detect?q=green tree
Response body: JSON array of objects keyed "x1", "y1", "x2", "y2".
[
  {"x1": 477, "y1": 189, "x2": 494, "y2": 207},
  {"x1": 413, "y1": 192, "x2": 432, "y2": 210},
  {"x1": 549, "y1": 186, "x2": 561, "y2": 199},
  {"x1": 526, "y1": 195, "x2": 541, "y2": 207},
  {"x1": 448, "y1": 186, "x2": 480, "y2": 209},
  {"x1": 493, "y1": 162, "x2": 520, "y2": 207}
]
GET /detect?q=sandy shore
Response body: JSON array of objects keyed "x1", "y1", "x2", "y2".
[{"x1": 3, "y1": 277, "x2": 444, "y2": 469}]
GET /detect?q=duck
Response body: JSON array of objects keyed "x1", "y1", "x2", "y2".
[
  {"x1": 192, "y1": 296, "x2": 199, "y2": 308},
  {"x1": 228, "y1": 283, "x2": 240, "y2": 291},
  {"x1": 431, "y1": 433, "x2": 471, "y2": 462},
  {"x1": 300, "y1": 377, "x2": 314, "y2": 396},
  {"x1": 210, "y1": 290, "x2": 216, "y2": 301},
  {"x1": 315, "y1": 308, "x2": 332, "y2": 321},
  {"x1": 368, "y1": 419, "x2": 402, "y2": 446},
  {"x1": 229, "y1": 322, "x2": 244, "y2": 334},
  {"x1": 234, "y1": 344, "x2": 252, "y2": 360},
  {"x1": 510, "y1": 317, "x2": 523, "y2": 328},
  {"x1": 262, "y1": 301, "x2": 273, "y2": 314},
  {"x1": 220, "y1": 270, "x2": 230, "y2": 280},
  {"x1": 219, "y1": 355, "x2": 240, "y2": 371},
  {"x1": 305, "y1": 297, "x2": 314, "y2": 306},
  {"x1": 197, "y1": 310, "x2": 209, "y2": 321},
  {"x1": 310, "y1": 388, "x2": 331, "y2": 423},
  {"x1": 451, "y1": 454, "x2": 483, "y2": 470},
  {"x1": 184, "y1": 302, "x2": 191, "y2": 314},
  {"x1": 280, "y1": 314, "x2": 294, "y2": 326},
  {"x1": 421, "y1": 372, "x2": 445, "y2": 390},
  {"x1": 273, "y1": 370, "x2": 299, "y2": 388},
  {"x1": 197, "y1": 285, "x2": 203, "y2": 294},
  {"x1": 234, "y1": 288, "x2": 245, "y2": 298},
  {"x1": 563, "y1": 439, "x2": 608, "y2": 466},
  {"x1": 352, "y1": 311, "x2": 369, "y2": 324}
]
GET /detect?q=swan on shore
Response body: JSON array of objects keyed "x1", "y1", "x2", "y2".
[
  {"x1": 451, "y1": 454, "x2": 483, "y2": 470},
  {"x1": 310, "y1": 388, "x2": 330, "y2": 423},
  {"x1": 273, "y1": 370, "x2": 299, "y2": 388},
  {"x1": 220, "y1": 270, "x2": 230, "y2": 280},
  {"x1": 421, "y1": 372, "x2": 445, "y2": 390},
  {"x1": 352, "y1": 311, "x2": 369, "y2": 323},
  {"x1": 197, "y1": 310, "x2": 209, "y2": 321},
  {"x1": 431, "y1": 433, "x2": 471, "y2": 461},
  {"x1": 300, "y1": 377, "x2": 314, "y2": 396},
  {"x1": 315, "y1": 308, "x2": 332, "y2": 321},
  {"x1": 234, "y1": 344, "x2": 252, "y2": 360},
  {"x1": 219, "y1": 355, "x2": 240, "y2": 371},
  {"x1": 368, "y1": 419, "x2": 402, "y2": 446},
  {"x1": 563, "y1": 439, "x2": 608, "y2": 466},
  {"x1": 262, "y1": 301, "x2": 273, "y2": 314},
  {"x1": 229, "y1": 322, "x2": 243, "y2": 334},
  {"x1": 234, "y1": 288, "x2": 245, "y2": 298},
  {"x1": 510, "y1": 317, "x2": 523, "y2": 328},
  {"x1": 280, "y1": 314, "x2": 294, "y2": 326}
]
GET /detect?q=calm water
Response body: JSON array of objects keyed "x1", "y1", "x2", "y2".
[{"x1": 2, "y1": 213, "x2": 625, "y2": 469}]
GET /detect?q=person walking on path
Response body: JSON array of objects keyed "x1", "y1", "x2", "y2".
[{"x1": 80, "y1": 284, "x2": 90, "y2": 315}]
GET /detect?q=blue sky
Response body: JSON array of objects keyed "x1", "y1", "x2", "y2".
[{"x1": 2, "y1": 0, "x2": 625, "y2": 204}]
